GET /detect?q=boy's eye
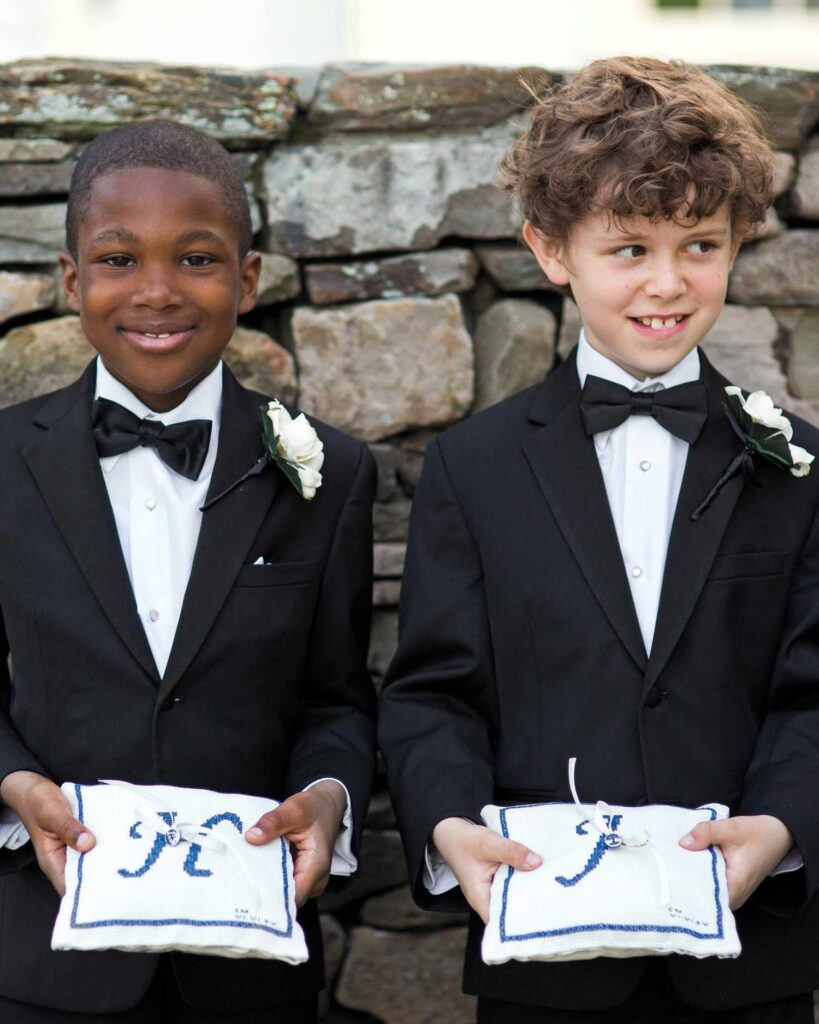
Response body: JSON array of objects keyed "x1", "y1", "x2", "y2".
[
  {"x1": 102, "y1": 255, "x2": 135, "y2": 268},
  {"x1": 687, "y1": 240, "x2": 716, "y2": 255},
  {"x1": 612, "y1": 245, "x2": 645, "y2": 259},
  {"x1": 181, "y1": 254, "x2": 215, "y2": 268}
]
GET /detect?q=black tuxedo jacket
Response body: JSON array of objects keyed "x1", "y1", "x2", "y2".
[
  {"x1": 379, "y1": 348, "x2": 819, "y2": 1013},
  {"x1": 0, "y1": 361, "x2": 376, "y2": 1015}
]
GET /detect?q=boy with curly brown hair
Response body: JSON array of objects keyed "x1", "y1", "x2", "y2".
[{"x1": 380, "y1": 57, "x2": 819, "y2": 1022}]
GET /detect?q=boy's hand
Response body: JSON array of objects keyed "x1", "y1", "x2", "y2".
[
  {"x1": 245, "y1": 780, "x2": 347, "y2": 906},
  {"x1": 0, "y1": 770, "x2": 95, "y2": 896},
  {"x1": 679, "y1": 814, "x2": 793, "y2": 910},
  {"x1": 431, "y1": 817, "x2": 542, "y2": 924}
]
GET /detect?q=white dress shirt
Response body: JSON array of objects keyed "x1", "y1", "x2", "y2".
[
  {"x1": 424, "y1": 332, "x2": 797, "y2": 894},
  {"x1": 1, "y1": 358, "x2": 356, "y2": 874}
]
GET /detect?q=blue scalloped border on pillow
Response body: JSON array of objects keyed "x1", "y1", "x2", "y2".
[
  {"x1": 70, "y1": 784, "x2": 294, "y2": 938},
  {"x1": 498, "y1": 804, "x2": 723, "y2": 943}
]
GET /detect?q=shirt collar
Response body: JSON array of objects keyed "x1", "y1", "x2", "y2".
[
  {"x1": 94, "y1": 356, "x2": 223, "y2": 472},
  {"x1": 575, "y1": 330, "x2": 701, "y2": 451}
]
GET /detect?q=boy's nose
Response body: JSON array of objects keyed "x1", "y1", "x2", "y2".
[
  {"x1": 643, "y1": 258, "x2": 685, "y2": 300},
  {"x1": 131, "y1": 270, "x2": 184, "y2": 309}
]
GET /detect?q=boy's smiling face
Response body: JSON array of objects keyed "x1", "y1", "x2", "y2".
[
  {"x1": 61, "y1": 166, "x2": 261, "y2": 412},
  {"x1": 524, "y1": 205, "x2": 739, "y2": 381}
]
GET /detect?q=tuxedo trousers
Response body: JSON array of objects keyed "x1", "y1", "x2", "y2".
[
  {"x1": 0, "y1": 956, "x2": 317, "y2": 1024},
  {"x1": 477, "y1": 962, "x2": 813, "y2": 1024}
]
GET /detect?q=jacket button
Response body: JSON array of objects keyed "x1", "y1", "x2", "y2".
[
  {"x1": 160, "y1": 696, "x2": 184, "y2": 712},
  {"x1": 644, "y1": 686, "x2": 663, "y2": 708}
]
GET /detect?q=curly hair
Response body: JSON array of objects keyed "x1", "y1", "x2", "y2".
[
  {"x1": 66, "y1": 119, "x2": 252, "y2": 257},
  {"x1": 500, "y1": 57, "x2": 773, "y2": 243}
]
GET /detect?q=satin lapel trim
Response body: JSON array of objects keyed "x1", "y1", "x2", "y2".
[
  {"x1": 23, "y1": 367, "x2": 160, "y2": 682},
  {"x1": 158, "y1": 369, "x2": 279, "y2": 699},
  {"x1": 522, "y1": 362, "x2": 647, "y2": 672},
  {"x1": 646, "y1": 365, "x2": 744, "y2": 687}
]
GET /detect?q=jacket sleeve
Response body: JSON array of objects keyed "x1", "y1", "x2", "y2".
[
  {"x1": 0, "y1": 604, "x2": 48, "y2": 789},
  {"x1": 378, "y1": 438, "x2": 497, "y2": 912},
  {"x1": 284, "y1": 444, "x2": 378, "y2": 867},
  {"x1": 739, "y1": 498, "x2": 819, "y2": 912}
]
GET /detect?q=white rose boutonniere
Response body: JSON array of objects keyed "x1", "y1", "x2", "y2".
[
  {"x1": 263, "y1": 400, "x2": 324, "y2": 500},
  {"x1": 691, "y1": 386, "x2": 814, "y2": 520},
  {"x1": 724, "y1": 387, "x2": 814, "y2": 477}
]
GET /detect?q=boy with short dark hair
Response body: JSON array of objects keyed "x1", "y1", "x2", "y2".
[
  {"x1": 0, "y1": 119, "x2": 376, "y2": 1022},
  {"x1": 380, "y1": 57, "x2": 819, "y2": 1022}
]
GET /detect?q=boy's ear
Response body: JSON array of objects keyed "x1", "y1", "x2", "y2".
[
  {"x1": 522, "y1": 221, "x2": 572, "y2": 288},
  {"x1": 238, "y1": 251, "x2": 263, "y2": 315},
  {"x1": 58, "y1": 252, "x2": 81, "y2": 314}
]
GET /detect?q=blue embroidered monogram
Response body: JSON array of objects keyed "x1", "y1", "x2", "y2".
[
  {"x1": 51, "y1": 782, "x2": 309, "y2": 963},
  {"x1": 118, "y1": 810, "x2": 245, "y2": 880},
  {"x1": 556, "y1": 815, "x2": 623, "y2": 887}
]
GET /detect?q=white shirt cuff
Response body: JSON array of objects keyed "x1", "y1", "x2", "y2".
[
  {"x1": 771, "y1": 847, "x2": 803, "y2": 876},
  {"x1": 302, "y1": 777, "x2": 356, "y2": 876},
  {"x1": 423, "y1": 839, "x2": 460, "y2": 895},
  {"x1": 0, "y1": 808, "x2": 29, "y2": 850}
]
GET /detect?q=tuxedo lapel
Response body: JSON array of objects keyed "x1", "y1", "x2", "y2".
[
  {"x1": 158, "y1": 367, "x2": 279, "y2": 700},
  {"x1": 23, "y1": 362, "x2": 160, "y2": 682},
  {"x1": 646, "y1": 356, "x2": 745, "y2": 687},
  {"x1": 522, "y1": 352, "x2": 647, "y2": 672}
]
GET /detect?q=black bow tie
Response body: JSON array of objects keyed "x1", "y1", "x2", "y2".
[
  {"x1": 579, "y1": 375, "x2": 708, "y2": 445},
  {"x1": 91, "y1": 398, "x2": 212, "y2": 481}
]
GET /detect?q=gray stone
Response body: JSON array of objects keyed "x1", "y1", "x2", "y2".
[
  {"x1": 336, "y1": 926, "x2": 475, "y2": 1024},
  {"x1": 373, "y1": 580, "x2": 401, "y2": 607},
  {"x1": 361, "y1": 885, "x2": 466, "y2": 931},
  {"x1": 305, "y1": 249, "x2": 478, "y2": 305},
  {"x1": 293, "y1": 295, "x2": 474, "y2": 442},
  {"x1": 788, "y1": 397, "x2": 819, "y2": 430},
  {"x1": 0, "y1": 59, "x2": 297, "y2": 144},
  {"x1": 705, "y1": 67, "x2": 819, "y2": 151},
  {"x1": 728, "y1": 231, "x2": 819, "y2": 306},
  {"x1": 309, "y1": 63, "x2": 550, "y2": 131},
  {"x1": 269, "y1": 66, "x2": 323, "y2": 111},
  {"x1": 368, "y1": 609, "x2": 398, "y2": 681},
  {"x1": 374, "y1": 542, "x2": 406, "y2": 578},
  {"x1": 0, "y1": 314, "x2": 92, "y2": 406},
  {"x1": 772, "y1": 151, "x2": 797, "y2": 197},
  {"x1": 0, "y1": 203, "x2": 66, "y2": 263},
  {"x1": 223, "y1": 326, "x2": 297, "y2": 404},
  {"x1": 0, "y1": 159, "x2": 74, "y2": 197},
  {"x1": 0, "y1": 271, "x2": 56, "y2": 325},
  {"x1": 365, "y1": 789, "x2": 398, "y2": 830},
  {"x1": 255, "y1": 253, "x2": 301, "y2": 306},
  {"x1": 473, "y1": 299, "x2": 556, "y2": 412},
  {"x1": 371, "y1": 443, "x2": 425, "y2": 501},
  {"x1": 700, "y1": 305, "x2": 786, "y2": 402},
  {"x1": 247, "y1": 187, "x2": 262, "y2": 238},
  {"x1": 557, "y1": 297, "x2": 582, "y2": 360},
  {"x1": 774, "y1": 307, "x2": 819, "y2": 400},
  {"x1": 476, "y1": 244, "x2": 556, "y2": 292},
  {"x1": 319, "y1": 830, "x2": 407, "y2": 912},
  {"x1": 750, "y1": 207, "x2": 784, "y2": 241},
  {"x1": 373, "y1": 499, "x2": 412, "y2": 542},
  {"x1": 263, "y1": 121, "x2": 521, "y2": 257},
  {"x1": 792, "y1": 138, "x2": 819, "y2": 220},
  {"x1": 0, "y1": 139, "x2": 73, "y2": 161}
]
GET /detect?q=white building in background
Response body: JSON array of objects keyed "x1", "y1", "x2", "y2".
[{"x1": 0, "y1": 0, "x2": 816, "y2": 70}]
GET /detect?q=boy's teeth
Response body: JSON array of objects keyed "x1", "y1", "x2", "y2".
[
  {"x1": 637, "y1": 315, "x2": 685, "y2": 330},
  {"x1": 143, "y1": 332, "x2": 171, "y2": 338}
]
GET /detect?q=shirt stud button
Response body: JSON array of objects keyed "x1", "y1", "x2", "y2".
[
  {"x1": 640, "y1": 460, "x2": 651, "y2": 472},
  {"x1": 149, "y1": 609, "x2": 160, "y2": 622},
  {"x1": 145, "y1": 498, "x2": 157, "y2": 511},
  {"x1": 631, "y1": 566, "x2": 643, "y2": 579}
]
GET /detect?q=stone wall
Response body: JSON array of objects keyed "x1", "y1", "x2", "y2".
[{"x1": 0, "y1": 59, "x2": 816, "y2": 1023}]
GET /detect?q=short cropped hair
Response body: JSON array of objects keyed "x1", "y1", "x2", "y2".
[
  {"x1": 501, "y1": 57, "x2": 773, "y2": 243},
  {"x1": 66, "y1": 119, "x2": 253, "y2": 257}
]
